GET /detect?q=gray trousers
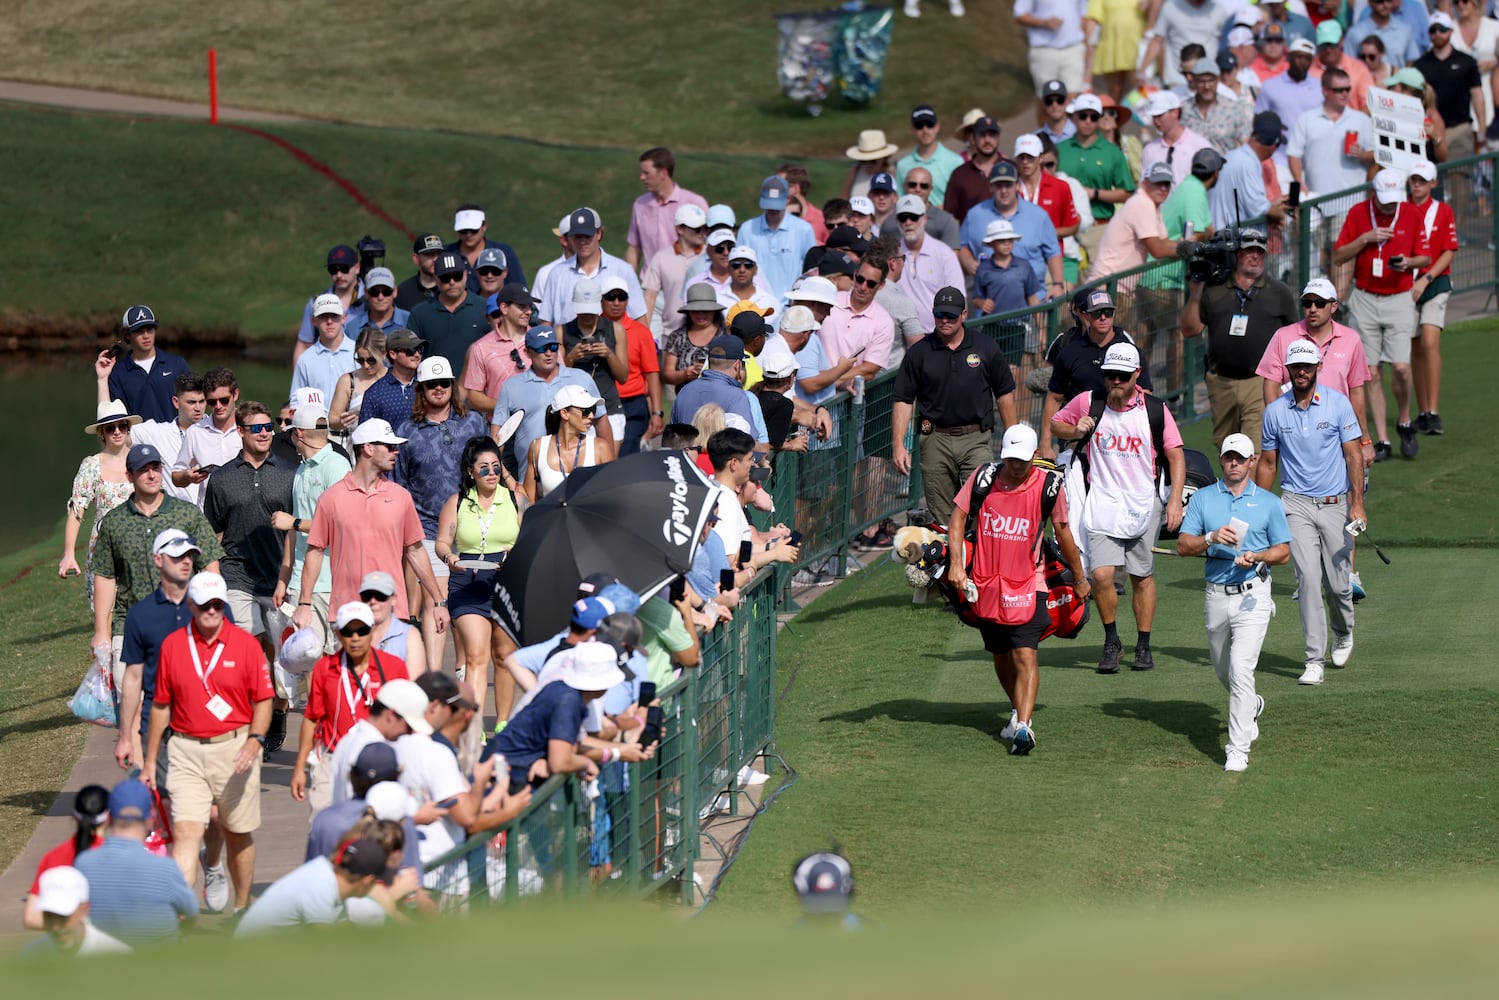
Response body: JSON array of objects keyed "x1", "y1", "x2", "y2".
[{"x1": 1283, "y1": 492, "x2": 1355, "y2": 666}]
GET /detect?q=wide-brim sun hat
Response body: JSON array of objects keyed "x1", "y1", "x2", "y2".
[
  {"x1": 85, "y1": 399, "x2": 143, "y2": 435},
  {"x1": 846, "y1": 129, "x2": 899, "y2": 161}
]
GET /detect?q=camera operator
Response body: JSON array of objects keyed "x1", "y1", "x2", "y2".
[{"x1": 1181, "y1": 229, "x2": 1298, "y2": 449}]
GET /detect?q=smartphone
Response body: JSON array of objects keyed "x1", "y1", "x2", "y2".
[
  {"x1": 1390, "y1": 255, "x2": 1405, "y2": 268},
  {"x1": 1287, "y1": 181, "x2": 1301, "y2": 210},
  {"x1": 738, "y1": 540, "x2": 754, "y2": 566},
  {"x1": 641, "y1": 705, "x2": 665, "y2": 747},
  {"x1": 638, "y1": 682, "x2": 657, "y2": 706},
  {"x1": 196, "y1": 464, "x2": 220, "y2": 475},
  {"x1": 788, "y1": 530, "x2": 803, "y2": 547},
  {"x1": 720, "y1": 568, "x2": 737, "y2": 593},
  {"x1": 668, "y1": 575, "x2": 686, "y2": 603}
]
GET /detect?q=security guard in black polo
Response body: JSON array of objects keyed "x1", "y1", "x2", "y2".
[
  {"x1": 892, "y1": 286, "x2": 1017, "y2": 522},
  {"x1": 1181, "y1": 229, "x2": 1297, "y2": 448},
  {"x1": 1038, "y1": 287, "x2": 1152, "y2": 460}
]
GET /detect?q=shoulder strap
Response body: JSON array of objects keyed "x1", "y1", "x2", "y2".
[
  {"x1": 1040, "y1": 468, "x2": 1062, "y2": 523},
  {"x1": 1075, "y1": 391, "x2": 1107, "y2": 484},
  {"x1": 962, "y1": 462, "x2": 1001, "y2": 544},
  {"x1": 1144, "y1": 393, "x2": 1167, "y2": 477}
]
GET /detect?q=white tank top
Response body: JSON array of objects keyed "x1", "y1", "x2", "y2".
[{"x1": 537, "y1": 433, "x2": 597, "y2": 495}]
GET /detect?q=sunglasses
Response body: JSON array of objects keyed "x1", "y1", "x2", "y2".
[
  {"x1": 475, "y1": 463, "x2": 503, "y2": 476},
  {"x1": 438, "y1": 272, "x2": 467, "y2": 284},
  {"x1": 208, "y1": 395, "x2": 234, "y2": 406},
  {"x1": 198, "y1": 600, "x2": 227, "y2": 613},
  {"x1": 1430, "y1": 25, "x2": 1451, "y2": 34},
  {"x1": 1326, "y1": 86, "x2": 1351, "y2": 94},
  {"x1": 1300, "y1": 298, "x2": 1332, "y2": 308},
  {"x1": 851, "y1": 275, "x2": 881, "y2": 287},
  {"x1": 458, "y1": 228, "x2": 480, "y2": 236},
  {"x1": 730, "y1": 260, "x2": 756, "y2": 269},
  {"x1": 602, "y1": 291, "x2": 630, "y2": 302},
  {"x1": 913, "y1": 118, "x2": 938, "y2": 129},
  {"x1": 101, "y1": 422, "x2": 131, "y2": 434},
  {"x1": 424, "y1": 379, "x2": 454, "y2": 390},
  {"x1": 1089, "y1": 308, "x2": 1117, "y2": 319},
  {"x1": 1043, "y1": 95, "x2": 1067, "y2": 105},
  {"x1": 896, "y1": 213, "x2": 923, "y2": 223},
  {"x1": 367, "y1": 287, "x2": 393, "y2": 297},
  {"x1": 1221, "y1": 454, "x2": 1253, "y2": 464},
  {"x1": 339, "y1": 623, "x2": 373, "y2": 638},
  {"x1": 1359, "y1": 52, "x2": 1381, "y2": 62},
  {"x1": 241, "y1": 421, "x2": 275, "y2": 434},
  {"x1": 328, "y1": 265, "x2": 353, "y2": 275},
  {"x1": 509, "y1": 348, "x2": 527, "y2": 371},
  {"x1": 391, "y1": 347, "x2": 422, "y2": 356},
  {"x1": 1041, "y1": 160, "x2": 1058, "y2": 169},
  {"x1": 1102, "y1": 370, "x2": 1133, "y2": 381},
  {"x1": 356, "y1": 354, "x2": 380, "y2": 365},
  {"x1": 359, "y1": 590, "x2": 390, "y2": 603},
  {"x1": 534, "y1": 343, "x2": 561, "y2": 353},
  {"x1": 1075, "y1": 111, "x2": 1100, "y2": 122},
  {"x1": 477, "y1": 268, "x2": 503, "y2": 278},
  {"x1": 278, "y1": 417, "x2": 294, "y2": 429},
  {"x1": 682, "y1": 225, "x2": 708, "y2": 234},
  {"x1": 711, "y1": 244, "x2": 734, "y2": 253},
  {"x1": 1101, "y1": 109, "x2": 1119, "y2": 117},
  {"x1": 934, "y1": 312, "x2": 962, "y2": 322},
  {"x1": 906, "y1": 182, "x2": 931, "y2": 190}
]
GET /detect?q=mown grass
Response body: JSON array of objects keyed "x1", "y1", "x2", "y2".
[{"x1": 0, "y1": 1, "x2": 1035, "y2": 155}]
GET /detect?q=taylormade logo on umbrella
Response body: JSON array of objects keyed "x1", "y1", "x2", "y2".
[{"x1": 662, "y1": 455, "x2": 693, "y2": 548}]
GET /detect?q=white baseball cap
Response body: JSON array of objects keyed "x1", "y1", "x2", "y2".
[
  {"x1": 350, "y1": 418, "x2": 407, "y2": 447},
  {"x1": 1069, "y1": 93, "x2": 1104, "y2": 116},
  {"x1": 364, "y1": 781, "x2": 415, "y2": 821},
  {"x1": 152, "y1": 528, "x2": 200, "y2": 558},
  {"x1": 454, "y1": 208, "x2": 485, "y2": 231},
  {"x1": 1100, "y1": 342, "x2": 1141, "y2": 372},
  {"x1": 1014, "y1": 134, "x2": 1044, "y2": 158},
  {"x1": 1144, "y1": 91, "x2": 1182, "y2": 118},
  {"x1": 780, "y1": 304, "x2": 820, "y2": 334},
  {"x1": 1410, "y1": 159, "x2": 1438, "y2": 182},
  {"x1": 705, "y1": 204, "x2": 737, "y2": 230},
  {"x1": 983, "y1": 220, "x2": 1021, "y2": 244},
  {"x1": 36, "y1": 866, "x2": 89, "y2": 917},
  {"x1": 707, "y1": 226, "x2": 737, "y2": 247},
  {"x1": 788, "y1": 276, "x2": 839, "y2": 307},
  {"x1": 186, "y1": 571, "x2": 229, "y2": 606},
  {"x1": 312, "y1": 293, "x2": 345, "y2": 318},
  {"x1": 600, "y1": 275, "x2": 630, "y2": 297},
  {"x1": 416, "y1": 357, "x2": 454, "y2": 382},
  {"x1": 1285, "y1": 339, "x2": 1322, "y2": 366},
  {"x1": 759, "y1": 340, "x2": 799, "y2": 379},
  {"x1": 849, "y1": 196, "x2": 875, "y2": 216},
  {"x1": 291, "y1": 404, "x2": 329, "y2": 430},
  {"x1": 1289, "y1": 37, "x2": 1317, "y2": 55},
  {"x1": 334, "y1": 602, "x2": 375, "y2": 630},
  {"x1": 895, "y1": 194, "x2": 927, "y2": 217},
  {"x1": 1301, "y1": 278, "x2": 1338, "y2": 301},
  {"x1": 999, "y1": 424, "x2": 1039, "y2": 461},
  {"x1": 1373, "y1": 168, "x2": 1406, "y2": 205},
  {"x1": 1220, "y1": 433, "x2": 1256, "y2": 457},
  {"x1": 728, "y1": 245, "x2": 759, "y2": 265},
  {"x1": 550, "y1": 383, "x2": 603, "y2": 413},
  {"x1": 674, "y1": 204, "x2": 707, "y2": 228},
  {"x1": 373, "y1": 678, "x2": 433, "y2": 735},
  {"x1": 571, "y1": 279, "x2": 603, "y2": 316},
  {"x1": 290, "y1": 386, "x2": 326, "y2": 411}
]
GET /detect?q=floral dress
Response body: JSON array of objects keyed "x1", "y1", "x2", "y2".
[{"x1": 69, "y1": 453, "x2": 133, "y2": 602}]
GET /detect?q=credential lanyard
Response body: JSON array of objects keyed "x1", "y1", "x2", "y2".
[
  {"x1": 1370, "y1": 202, "x2": 1400, "y2": 256},
  {"x1": 187, "y1": 631, "x2": 225, "y2": 696}
]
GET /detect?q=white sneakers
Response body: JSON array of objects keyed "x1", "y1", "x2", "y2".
[
  {"x1": 1298, "y1": 662, "x2": 1325, "y2": 686},
  {"x1": 1250, "y1": 694, "x2": 1265, "y2": 743},
  {"x1": 904, "y1": 0, "x2": 965, "y2": 15},
  {"x1": 1331, "y1": 632, "x2": 1354, "y2": 667},
  {"x1": 903, "y1": 0, "x2": 920, "y2": 14},
  {"x1": 203, "y1": 863, "x2": 229, "y2": 913},
  {"x1": 1000, "y1": 709, "x2": 1019, "y2": 740},
  {"x1": 1224, "y1": 748, "x2": 1249, "y2": 772}
]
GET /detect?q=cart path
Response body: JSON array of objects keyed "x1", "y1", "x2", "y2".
[{"x1": 0, "y1": 78, "x2": 306, "y2": 122}]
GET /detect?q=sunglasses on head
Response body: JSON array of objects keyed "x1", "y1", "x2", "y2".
[
  {"x1": 359, "y1": 590, "x2": 390, "y2": 603},
  {"x1": 328, "y1": 265, "x2": 353, "y2": 275},
  {"x1": 906, "y1": 181, "x2": 931, "y2": 190},
  {"x1": 241, "y1": 420, "x2": 275, "y2": 433},
  {"x1": 851, "y1": 274, "x2": 881, "y2": 288},
  {"x1": 339, "y1": 623, "x2": 372, "y2": 638},
  {"x1": 602, "y1": 291, "x2": 629, "y2": 302}
]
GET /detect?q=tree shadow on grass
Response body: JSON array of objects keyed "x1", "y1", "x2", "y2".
[
  {"x1": 820, "y1": 699, "x2": 1016, "y2": 744},
  {"x1": 11, "y1": 623, "x2": 90, "y2": 646},
  {"x1": 1, "y1": 712, "x2": 79, "y2": 739},
  {"x1": 2, "y1": 789, "x2": 66, "y2": 817},
  {"x1": 1100, "y1": 698, "x2": 1222, "y2": 761}
]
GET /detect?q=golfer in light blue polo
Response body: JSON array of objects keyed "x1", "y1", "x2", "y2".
[
  {"x1": 1256, "y1": 338, "x2": 1366, "y2": 688},
  {"x1": 1178, "y1": 433, "x2": 1292, "y2": 773}
]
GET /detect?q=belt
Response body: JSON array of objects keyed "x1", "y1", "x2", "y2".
[
  {"x1": 176, "y1": 724, "x2": 248, "y2": 745},
  {"x1": 1206, "y1": 579, "x2": 1261, "y2": 596},
  {"x1": 1299, "y1": 493, "x2": 1347, "y2": 506},
  {"x1": 919, "y1": 420, "x2": 985, "y2": 436}
]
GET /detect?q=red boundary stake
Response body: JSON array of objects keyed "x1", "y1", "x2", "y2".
[{"x1": 208, "y1": 48, "x2": 218, "y2": 125}]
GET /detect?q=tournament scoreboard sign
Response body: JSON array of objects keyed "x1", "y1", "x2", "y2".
[{"x1": 1367, "y1": 87, "x2": 1427, "y2": 172}]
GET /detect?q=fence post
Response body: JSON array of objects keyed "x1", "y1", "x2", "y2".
[
  {"x1": 835, "y1": 396, "x2": 856, "y2": 577},
  {"x1": 1297, "y1": 197, "x2": 1312, "y2": 292},
  {"x1": 680, "y1": 669, "x2": 701, "y2": 905}
]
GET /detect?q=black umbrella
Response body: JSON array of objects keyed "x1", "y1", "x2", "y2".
[{"x1": 491, "y1": 450, "x2": 720, "y2": 644}]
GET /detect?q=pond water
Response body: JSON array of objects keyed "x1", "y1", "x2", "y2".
[{"x1": 1, "y1": 354, "x2": 294, "y2": 560}]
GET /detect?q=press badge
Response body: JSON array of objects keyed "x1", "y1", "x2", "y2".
[
  {"x1": 1229, "y1": 314, "x2": 1249, "y2": 337},
  {"x1": 205, "y1": 694, "x2": 232, "y2": 721},
  {"x1": 1371, "y1": 257, "x2": 1384, "y2": 278}
]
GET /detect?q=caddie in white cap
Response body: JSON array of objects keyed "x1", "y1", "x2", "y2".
[
  {"x1": 1259, "y1": 326, "x2": 1366, "y2": 689},
  {"x1": 1053, "y1": 335, "x2": 1187, "y2": 675},
  {"x1": 1176, "y1": 426, "x2": 1292, "y2": 773},
  {"x1": 945, "y1": 422, "x2": 1088, "y2": 758},
  {"x1": 1332, "y1": 161, "x2": 1427, "y2": 463}
]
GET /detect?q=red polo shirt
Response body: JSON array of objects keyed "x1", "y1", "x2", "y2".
[
  {"x1": 1335, "y1": 198, "x2": 1421, "y2": 295},
  {"x1": 154, "y1": 621, "x2": 273, "y2": 739},
  {"x1": 304, "y1": 650, "x2": 409, "y2": 750},
  {"x1": 615, "y1": 314, "x2": 661, "y2": 400},
  {"x1": 1018, "y1": 171, "x2": 1080, "y2": 233},
  {"x1": 1411, "y1": 197, "x2": 1458, "y2": 279}
]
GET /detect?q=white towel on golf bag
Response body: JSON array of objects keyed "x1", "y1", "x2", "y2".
[{"x1": 1057, "y1": 448, "x2": 1093, "y2": 575}]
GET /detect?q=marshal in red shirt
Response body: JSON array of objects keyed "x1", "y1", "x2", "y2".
[
  {"x1": 1335, "y1": 197, "x2": 1422, "y2": 295},
  {"x1": 153, "y1": 621, "x2": 273, "y2": 739},
  {"x1": 1018, "y1": 171, "x2": 1080, "y2": 235},
  {"x1": 304, "y1": 650, "x2": 410, "y2": 751}
]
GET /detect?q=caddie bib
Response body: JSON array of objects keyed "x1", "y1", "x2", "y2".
[{"x1": 971, "y1": 467, "x2": 1046, "y2": 625}]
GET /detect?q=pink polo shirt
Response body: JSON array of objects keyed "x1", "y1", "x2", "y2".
[
  {"x1": 628, "y1": 184, "x2": 709, "y2": 266},
  {"x1": 1089, "y1": 190, "x2": 1165, "y2": 282},
  {"x1": 898, "y1": 235, "x2": 966, "y2": 332},
  {"x1": 1056, "y1": 387, "x2": 1183, "y2": 501},
  {"x1": 464, "y1": 328, "x2": 530, "y2": 401},
  {"x1": 307, "y1": 473, "x2": 425, "y2": 618},
  {"x1": 1256, "y1": 320, "x2": 1371, "y2": 397},
  {"x1": 818, "y1": 290, "x2": 894, "y2": 370}
]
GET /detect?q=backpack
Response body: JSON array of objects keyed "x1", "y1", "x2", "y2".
[{"x1": 1073, "y1": 390, "x2": 1169, "y2": 490}]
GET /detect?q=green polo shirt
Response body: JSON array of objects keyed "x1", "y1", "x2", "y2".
[
  {"x1": 1056, "y1": 136, "x2": 1135, "y2": 221},
  {"x1": 92, "y1": 494, "x2": 224, "y2": 634},
  {"x1": 896, "y1": 144, "x2": 966, "y2": 205}
]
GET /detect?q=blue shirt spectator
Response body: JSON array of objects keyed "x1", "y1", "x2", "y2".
[
  {"x1": 973, "y1": 255, "x2": 1043, "y2": 315},
  {"x1": 492, "y1": 369, "x2": 607, "y2": 472},
  {"x1": 392, "y1": 408, "x2": 490, "y2": 538},
  {"x1": 537, "y1": 252, "x2": 645, "y2": 327},
  {"x1": 74, "y1": 836, "x2": 197, "y2": 946},
  {"x1": 958, "y1": 199, "x2": 1060, "y2": 285},
  {"x1": 1345, "y1": 13, "x2": 1421, "y2": 68},
  {"x1": 736, "y1": 213, "x2": 817, "y2": 300},
  {"x1": 671, "y1": 368, "x2": 757, "y2": 430},
  {"x1": 345, "y1": 304, "x2": 411, "y2": 339},
  {"x1": 291, "y1": 334, "x2": 357, "y2": 410},
  {"x1": 686, "y1": 528, "x2": 730, "y2": 603},
  {"x1": 1260, "y1": 383, "x2": 1362, "y2": 497},
  {"x1": 481, "y1": 680, "x2": 587, "y2": 775},
  {"x1": 359, "y1": 369, "x2": 420, "y2": 427},
  {"x1": 109, "y1": 349, "x2": 190, "y2": 424},
  {"x1": 1209, "y1": 145, "x2": 1270, "y2": 231},
  {"x1": 1180, "y1": 479, "x2": 1292, "y2": 585}
]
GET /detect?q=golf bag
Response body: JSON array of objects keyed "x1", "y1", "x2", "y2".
[{"x1": 1155, "y1": 447, "x2": 1215, "y2": 541}]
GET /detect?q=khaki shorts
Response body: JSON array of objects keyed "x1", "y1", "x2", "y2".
[
  {"x1": 1028, "y1": 43, "x2": 1086, "y2": 95},
  {"x1": 167, "y1": 727, "x2": 261, "y2": 833},
  {"x1": 228, "y1": 589, "x2": 276, "y2": 637},
  {"x1": 1416, "y1": 290, "x2": 1450, "y2": 331},
  {"x1": 1347, "y1": 287, "x2": 1414, "y2": 365},
  {"x1": 305, "y1": 744, "x2": 333, "y2": 815}
]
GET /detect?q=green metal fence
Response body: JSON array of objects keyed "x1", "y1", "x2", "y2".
[{"x1": 421, "y1": 155, "x2": 1499, "y2": 907}]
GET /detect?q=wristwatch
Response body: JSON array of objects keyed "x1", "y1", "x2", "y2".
[
  {"x1": 249, "y1": 733, "x2": 267, "y2": 746},
  {"x1": 433, "y1": 600, "x2": 448, "y2": 608}
]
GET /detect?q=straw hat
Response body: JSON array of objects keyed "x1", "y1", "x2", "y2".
[
  {"x1": 845, "y1": 129, "x2": 899, "y2": 161},
  {"x1": 952, "y1": 108, "x2": 988, "y2": 141},
  {"x1": 85, "y1": 399, "x2": 142, "y2": 435}
]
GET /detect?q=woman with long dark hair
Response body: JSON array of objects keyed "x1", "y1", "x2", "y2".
[
  {"x1": 522, "y1": 386, "x2": 615, "y2": 503},
  {"x1": 24, "y1": 785, "x2": 109, "y2": 929},
  {"x1": 435, "y1": 436, "x2": 522, "y2": 764}
]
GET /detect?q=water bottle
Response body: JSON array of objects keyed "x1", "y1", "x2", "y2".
[{"x1": 851, "y1": 375, "x2": 865, "y2": 406}]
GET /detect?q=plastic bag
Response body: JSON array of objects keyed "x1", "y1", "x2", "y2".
[
  {"x1": 776, "y1": 11, "x2": 839, "y2": 114},
  {"x1": 68, "y1": 645, "x2": 118, "y2": 728},
  {"x1": 835, "y1": 5, "x2": 895, "y2": 104}
]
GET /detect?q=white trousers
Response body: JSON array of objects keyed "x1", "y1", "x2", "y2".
[{"x1": 1205, "y1": 582, "x2": 1274, "y2": 755}]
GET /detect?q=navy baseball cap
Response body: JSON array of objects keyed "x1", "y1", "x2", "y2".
[
  {"x1": 353, "y1": 742, "x2": 400, "y2": 784},
  {"x1": 826, "y1": 225, "x2": 869, "y2": 253},
  {"x1": 869, "y1": 172, "x2": 896, "y2": 193},
  {"x1": 988, "y1": 160, "x2": 1020, "y2": 184},
  {"x1": 708, "y1": 335, "x2": 746, "y2": 362},
  {"x1": 109, "y1": 779, "x2": 153, "y2": 821},
  {"x1": 327, "y1": 244, "x2": 358, "y2": 268},
  {"x1": 524, "y1": 326, "x2": 559, "y2": 350},
  {"x1": 495, "y1": 284, "x2": 540, "y2": 307},
  {"x1": 412, "y1": 233, "x2": 445, "y2": 255},
  {"x1": 971, "y1": 115, "x2": 1002, "y2": 135},
  {"x1": 571, "y1": 597, "x2": 611, "y2": 630},
  {"x1": 122, "y1": 305, "x2": 157, "y2": 332},
  {"x1": 126, "y1": 443, "x2": 164, "y2": 472},
  {"x1": 911, "y1": 104, "x2": 938, "y2": 127},
  {"x1": 568, "y1": 208, "x2": 599, "y2": 237},
  {"x1": 434, "y1": 253, "x2": 465, "y2": 276},
  {"x1": 730, "y1": 311, "x2": 770, "y2": 340},
  {"x1": 759, "y1": 176, "x2": 790, "y2": 210}
]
